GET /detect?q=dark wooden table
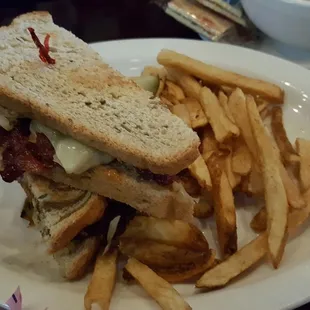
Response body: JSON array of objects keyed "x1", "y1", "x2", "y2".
[{"x1": 0, "y1": 1, "x2": 309, "y2": 309}]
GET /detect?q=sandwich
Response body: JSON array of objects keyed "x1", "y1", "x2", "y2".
[
  {"x1": 20, "y1": 174, "x2": 103, "y2": 280},
  {"x1": 0, "y1": 12, "x2": 200, "y2": 221},
  {"x1": 20, "y1": 173, "x2": 135, "y2": 280}
]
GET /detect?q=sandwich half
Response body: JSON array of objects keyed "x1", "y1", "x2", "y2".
[
  {"x1": 0, "y1": 12, "x2": 200, "y2": 220},
  {"x1": 20, "y1": 174, "x2": 105, "y2": 280}
]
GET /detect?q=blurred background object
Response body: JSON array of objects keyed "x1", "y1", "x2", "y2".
[
  {"x1": 0, "y1": 0, "x2": 200, "y2": 43},
  {"x1": 241, "y1": 0, "x2": 310, "y2": 51}
]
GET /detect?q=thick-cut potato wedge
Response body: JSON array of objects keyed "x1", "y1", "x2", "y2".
[
  {"x1": 157, "y1": 49, "x2": 284, "y2": 103},
  {"x1": 84, "y1": 248, "x2": 118, "y2": 310},
  {"x1": 247, "y1": 95, "x2": 288, "y2": 268},
  {"x1": 152, "y1": 250, "x2": 216, "y2": 283},
  {"x1": 218, "y1": 91, "x2": 235, "y2": 124},
  {"x1": 194, "y1": 196, "x2": 213, "y2": 218},
  {"x1": 188, "y1": 155, "x2": 212, "y2": 190},
  {"x1": 250, "y1": 207, "x2": 267, "y2": 233},
  {"x1": 182, "y1": 97, "x2": 208, "y2": 129},
  {"x1": 125, "y1": 258, "x2": 192, "y2": 310},
  {"x1": 201, "y1": 127, "x2": 218, "y2": 162},
  {"x1": 121, "y1": 216, "x2": 209, "y2": 252},
  {"x1": 231, "y1": 138, "x2": 252, "y2": 176},
  {"x1": 120, "y1": 239, "x2": 207, "y2": 267},
  {"x1": 167, "y1": 68, "x2": 201, "y2": 100},
  {"x1": 207, "y1": 153, "x2": 237, "y2": 258},
  {"x1": 178, "y1": 171, "x2": 202, "y2": 196},
  {"x1": 196, "y1": 233, "x2": 267, "y2": 289},
  {"x1": 271, "y1": 107, "x2": 298, "y2": 163},
  {"x1": 228, "y1": 89, "x2": 258, "y2": 160},
  {"x1": 171, "y1": 104, "x2": 191, "y2": 127},
  {"x1": 296, "y1": 138, "x2": 310, "y2": 192},
  {"x1": 200, "y1": 87, "x2": 239, "y2": 143}
]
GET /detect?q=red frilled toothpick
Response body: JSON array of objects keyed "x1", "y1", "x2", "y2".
[{"x1": 27, "y1": 27, "x2": 55, "y2": 64}]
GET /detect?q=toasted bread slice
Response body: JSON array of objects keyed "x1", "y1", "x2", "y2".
[
  {"x1": 20, "y1": 174, "x2": 86, "y2": 207},
  {"x1": 20, "y1": 174, "x2": 106, "y2": 253},
  {"x1": 39, "y1": 162, "x2": 195, "y2": 222},
  {"x1": 0, "y1": 12, "x2": 199, "y2": 174},
  {"x1": 53, "y1": 236, "x2": 100, "y2": 281}
]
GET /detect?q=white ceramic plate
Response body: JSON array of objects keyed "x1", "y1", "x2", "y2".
[{"x1": 1, "y1": 39, "x2": 310, "y2": 310}]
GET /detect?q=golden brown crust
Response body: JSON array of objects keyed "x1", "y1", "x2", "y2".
[
  {"x1": 0, "y1": 12, "x2": 200, "y2": 175},
  {"x1": 48, "y1": 195, "x2": 106, "y2": 253}
]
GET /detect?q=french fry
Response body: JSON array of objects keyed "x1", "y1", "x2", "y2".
[
  {"x1": 182, "y1": 97, "x2": 208, "y2": 129},
  {"x1": 247, "y1": 95, "x2": 288, "y2": 268},
  {"x1": 188, "y1": 154, "x2": 212, "y2": 190},
  {"x1": 271, "y1": 107, "x2": 299, "y2": 164},
  {"x1": 231, "y1": 138, "x2": 252, "y2": 176},
  {"x1": 84, "y1": 248, "x2": 118, "y2": 310},
  {"x1": 197, "y1": 187, "x2": 310, "y2": 289},
  {"x1": 257, "y1": 98, "x2": 270, "y2": 113},
  {"x1": 207, "y1": 152, "x2": 237, "y2": 258},
  {"x1": 178, "y1": 171, "x2": 202, "y2": 196},
  {"x1": 279, "y1": 163, "x2": 305, "y2": 209},
  {"x1": 259, "y1": 106, "x2": 272, "y2": 121},
  {"x1": 200, "y1": 87, "x2": 239, "y2": 143},
  {"x1": 152, "y1": 250, "x2": 216, "y2": 283},
  {"x1": 201, "y1": 127, "x2": 218, "y2": 162},
  {"x1": 157, "y1": 49, "x2": 284, "y2": 103},
  {"x1": 196, "y1": 233, "x2": 267, "y2": 289},
  {"x1": 250, "y1": 207, "x2": 267, "y2": 233},
  {"x1": 228, "y1": 89, "x2": 258, "y2": 160},
  {"x1": 121, "y1": 216, "x2": 209, "y2": 252},
  {"x1": 218, "y1": 91, "x2": 235, "y2": 124},
  {"x1": 125, "y1": 258, "x2": 192, "y2": 310},
  {"x1": 224, "y1": 151, "x2": 241, "y2": 189},
  {"x1": 166, "y1": 68, "x2": 201, "y2": 100},
  {"x1": 296, "y1": 138, "x2": 310, "y2": 192},
  {"x1": 241, "y1": 165, "x2": 264, "y2": 195},
  {"x1": 194, "y1": 196, "x2": 213, "y2": 218},
  {"x1": 120, "y1": 239, "x2": 207, "y2": 267},
  {"x1": 156, "y1": 79, "x2": 165, "y2": 97},
  {"x1": 270, "y1": 138, "x2": 305, "y2": 209},
  {"x1": 171, "y1": 104, "x2": 191, "y2": 127},
  {"x1": 160, "y1": 96, "x2": 174, "y2": 108},
  {"x1": 288, "y1": 187, "x2": 310, "y2": 233},
  {"x1": 162, "y1": 92, "x2": 181, "y2": 105},
  {"x1": 163, "y1": 81, "x2": 186, "y2": 101},
  {"x1": 220, "y1": 85, "x2": 233, "y2": 96}
]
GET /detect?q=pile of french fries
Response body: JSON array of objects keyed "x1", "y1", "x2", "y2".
[{"x1": 84, "y1": 49, "x2": 310, "y2": 310}]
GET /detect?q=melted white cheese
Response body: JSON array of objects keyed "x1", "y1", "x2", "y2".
[{"x1": 30, "y1": 121, "x2": 114, "y2": 174}]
